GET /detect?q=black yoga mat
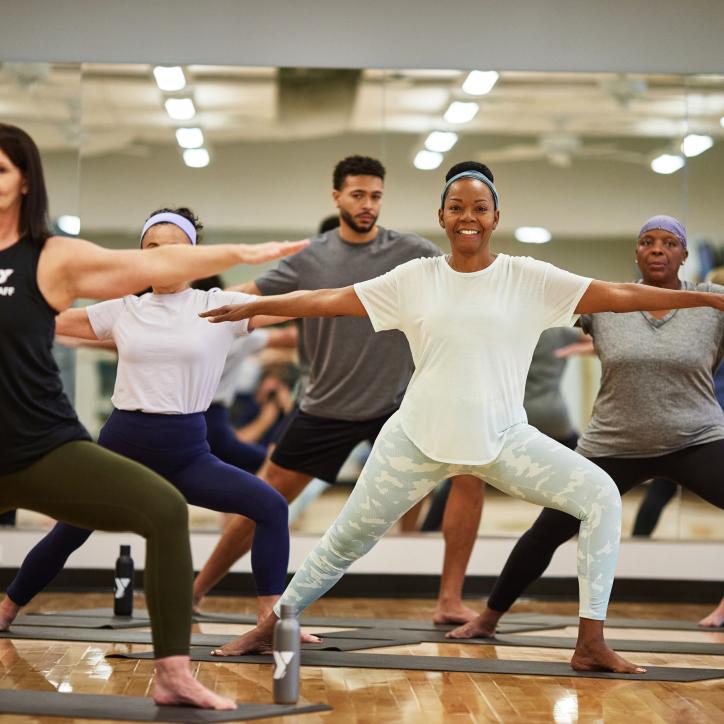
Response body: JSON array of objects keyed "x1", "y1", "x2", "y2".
[
  {"x1": 0, "y1": 625, "x2": 413, "y2": 652},
  {"x1": 0, "y1": 690, "x2": 330, "y2": 722},
  {"x1": 109, "y1": 647, "x2": 724, "y2": 682}
]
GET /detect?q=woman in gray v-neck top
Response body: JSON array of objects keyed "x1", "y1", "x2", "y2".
[{"x1": 451, "y1": 214, "x2": 724, "y2": 640}]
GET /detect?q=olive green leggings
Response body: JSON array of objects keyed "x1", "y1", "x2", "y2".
[{"x1": 0, "y1": 441, "x2": 192, "y2": 658}]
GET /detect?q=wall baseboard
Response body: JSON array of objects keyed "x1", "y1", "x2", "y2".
[{"x1": 0, "y1": 569, "x2": 719, "y2": 605}]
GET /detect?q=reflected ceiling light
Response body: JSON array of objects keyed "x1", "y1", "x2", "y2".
[
  {"x1": 443, "y1": 101, "x2": 479, "y2": 124},
  {"x1": 462, "y1": 70, "x2": 499, "y2": 96},
  {"x1": 413, "y1": 150, "x2": 443, "y2": 170},
  {"x1": 514, "y1": 226, "x2": 551, "y2": 244},
  {"x1": 681, "y1": 133, "x2": 713, "y2": 157},
  {"x1": 165, "y1": 98, "x2": 196, "y2": 120},
  {"x1": 175, "y1": 127, "x2": 204, "y2": 149},
  {"x1": 183, "y1": 148, "x2": 210, "y2": 168},
  {"x1": 153, "y1": 66, "x2": 186, "y2": 92},
  {"x1": 720, "y1": 116, "x2": 724, "y2": 128},
  {"x1": 650, "y1": 153, "x2": 685, "y2": 174},
  {"x1": 57, "y1": 215, "x2": 81, "y2": 236},
  {"x1": 424, "y1": 131, "x2": 458, "y2": 153}
]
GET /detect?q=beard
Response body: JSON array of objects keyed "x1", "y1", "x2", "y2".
[{"x1": 340, "y1": 208, "x2": 377, "y2": 234}]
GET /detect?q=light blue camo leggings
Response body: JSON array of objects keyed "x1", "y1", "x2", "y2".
[{"x1": 276, "y1": 412, "x2": 622, "y2": 620}]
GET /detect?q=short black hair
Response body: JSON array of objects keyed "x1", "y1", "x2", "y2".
[
  {"x1": 143, "y1": 206, "x2": 204, "y2": 243},
  {"x1": 445, "y1": 161, "x2": 494, "y2": 183},
  {"x1": 333, "y1": 155, "x2": 385, "y2": 191},
  {"x1": 318, "y1": 215, "x2": 340, "y2": 234},
  {"x1": 191, "y1": 274, "x2": 223, "y2": 291},
  {"x1": 0, "y1": 123, "x2": 51, "y2": 242}
]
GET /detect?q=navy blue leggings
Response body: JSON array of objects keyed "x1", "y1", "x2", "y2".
[
  {"x1": 204, "y1": 403, "x2": 267, "y2": 474},
  {"x1": 7, "y1": 410, "x2": 289, "y2": 604}
]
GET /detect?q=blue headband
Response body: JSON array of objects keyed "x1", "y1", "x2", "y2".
[
  {"x1": 440, "y1": 171, "x2": 499, "y2": 210},
  {"x1": 140, "y1": 212, "x2": 197, "y2": 246},
  {"x1": 638, "y1": 215, "x2": 687, "y2": 248}
]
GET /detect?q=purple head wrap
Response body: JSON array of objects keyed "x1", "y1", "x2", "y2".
[
  {"x1": 140, "y1": 212, "x2": 197, "y2": 246},
  {"x1": 638, "y1": 215, "x2": 687, "y2": 248}
]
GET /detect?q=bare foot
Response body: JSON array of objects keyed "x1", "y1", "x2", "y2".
[
  {"x1": 211, "y1": 618, "x2": 321, "y2": 657},
  {"x1": 433, "y1": 601, "x2": 479, "y2": 625},
  {"x1": 0, "y1": 597, "x2": 20, "y2": 631},
  {"x1": 699, "y1": 599, "x2": 724, "y2": 628},
  {"x1": 571, "y1": 641, "x2": 646, "y2": 674},
  {"x1": 212, "y1": 619, "x2": 276, "y2": 656},
  {"x1": 445, "y1": 612, "x2": 498, "y2": 639},
  {"x1": 153, "y1": 655, "x2": 236, "y2": 709}
]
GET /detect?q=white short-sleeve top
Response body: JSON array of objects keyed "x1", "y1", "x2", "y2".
[
  {"x1": 354, "y1": 254, "x2": 592, "y2": 464},
  {"x1": 87, "y1": 288, "x2": 254, "y2": 414}
]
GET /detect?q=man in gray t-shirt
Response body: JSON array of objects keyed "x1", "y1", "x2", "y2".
[{"x1": 194, "y1": 156, "x2": 485, "y2": 624}]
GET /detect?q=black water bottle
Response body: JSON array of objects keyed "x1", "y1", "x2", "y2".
[{"x1": 113, "y1": 545, "x2": 134, "y2": 617}]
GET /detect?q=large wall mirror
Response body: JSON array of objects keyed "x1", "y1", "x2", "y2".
[{"x1": 8, "y1": 62, "x2": 722, "y2": 542}]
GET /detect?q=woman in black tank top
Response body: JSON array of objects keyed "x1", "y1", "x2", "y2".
[{"x1": 0, "y1": 123, "x2": 307, "y2": 710}]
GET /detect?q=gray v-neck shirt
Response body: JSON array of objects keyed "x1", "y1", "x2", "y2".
[
  {"x1": 576, "y1": 281, "x2": 724, "y2": 458},
  {"x1": 256, "y1": 227, "x2": 441, "y2": 420}
]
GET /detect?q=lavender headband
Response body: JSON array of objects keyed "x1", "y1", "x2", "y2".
[
  {"x1": 441, "y1": 171, "x2": 499, "y2": 210},
  {"x1": 140, "y1": 212, "x2": 197, "y2": 246},
  {"x1": 638, "y1": 215, "x2": 686, "y2": 248}
]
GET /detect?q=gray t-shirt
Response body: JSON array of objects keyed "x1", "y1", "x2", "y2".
[
  {"x1": 524, "y1": 327, "x2": 581, "y2": 440},
  {"x1": 576, "y1": 281, "x2": 724, "y2": 458},
  {"x1": 256, "y1": 227, "x2": 441, "y2": 420}
]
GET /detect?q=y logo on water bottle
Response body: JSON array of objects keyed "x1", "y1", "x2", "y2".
[
  {"x1": 114, "y1": 577, "x2": 131, "y2": 599},
  {"x1": 273, "y1": 651, "x2": 295, "y2": 679}
]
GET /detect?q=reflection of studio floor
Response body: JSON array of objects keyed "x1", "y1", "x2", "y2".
[
  {"x1": 1, "y1": 592, "x2": 722, "y2": 723},
  {"x1": 13, "y1": 486, "x2": 722, "y2": 540}
]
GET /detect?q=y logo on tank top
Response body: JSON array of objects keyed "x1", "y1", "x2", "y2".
[{"x1": 0, "y1": 269, "x2": 14, "y2": 296}]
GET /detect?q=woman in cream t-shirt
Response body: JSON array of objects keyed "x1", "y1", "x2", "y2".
[{"x1": 201, "y1": 162, "x2": 724, "y2": 673}]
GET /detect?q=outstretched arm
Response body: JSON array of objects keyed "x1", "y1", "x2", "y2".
[
  {"x1": 576, "y1": 280, "x2": 724, "y2": 315},
  {"x1": 54, "y1": 308, "x2": 98, "y2": 340},
  {"x1": 39, "y1": 237, "x2": 308, "y2": 311},
  {"x1": 200, "y1": 286, "x2": 366, "y2": 324}
]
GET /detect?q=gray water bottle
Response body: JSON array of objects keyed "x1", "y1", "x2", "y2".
[{"x1": 272, "y1": 604, "x2": 300, "y2": 704}]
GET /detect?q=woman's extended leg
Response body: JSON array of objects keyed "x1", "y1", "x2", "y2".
[
  {"x1": 0, "y1": 441, "x2": 233, "y2": 709},
  {"x1": 211, "y1": 412, "x2": 450, "y2": 655},
  {"x1": 174, "y1": 453, "x2": 289, "y2": 618},
  {"x1": 1, "y1": 522, "x2": 92, "y2": 625},
  {"x1": 450, "y1": 425, "x2": 642, "y2": 673}
]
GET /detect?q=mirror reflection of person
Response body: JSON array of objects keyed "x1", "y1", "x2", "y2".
[
  {"x1": 198, "y1": 165, "x2": 724, "y2": 671},
  {"x1": 0, "y1": 123, "x2": 306, "y2": 709},
  {"x1": 192, "y1": 155, "x2": 485, "y2": 625},
  {"x1": 456, "y1": 215, "x2": 724, "y2": 640}
]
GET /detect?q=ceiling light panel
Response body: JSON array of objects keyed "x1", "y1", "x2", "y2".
[{"x1": 153, "y1": 66, "x2": 186, "y2": 92}]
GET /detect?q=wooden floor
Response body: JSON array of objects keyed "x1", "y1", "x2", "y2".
[{"x1": 0, "y1": 593, "x2": 722, "y2": 723}]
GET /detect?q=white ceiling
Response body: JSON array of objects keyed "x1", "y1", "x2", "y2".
[{"x1": 2, "y1": 62, "x2": 724, "y2": 167}]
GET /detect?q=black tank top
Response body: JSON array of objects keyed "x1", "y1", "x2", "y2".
[{"x1": 0, "y1": 236, "x2": 90, "y2": 475}]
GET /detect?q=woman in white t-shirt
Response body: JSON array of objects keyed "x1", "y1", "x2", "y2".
[
  {"x1": 4, "y1": 208, "x2": 292, "y2": 623},
  {"x1": 200, "y1": 162, "x2": 724, "y2": 673}
]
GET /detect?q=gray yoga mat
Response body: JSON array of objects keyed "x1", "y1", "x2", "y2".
[
  {"x1": 0, "y1": 690, "x2": 331, "y2": 722},
  {"x1": 328, "y1": 628, "x2": 724, "y2": 656},
  {"x1": 47, "y1": 608, "x2": 553, "y2": 634},
  {"x1": 0, "y1": 626, "x2": 411, "y2": 652},
  {"x1": 14, "y1": 613, "x2": 150, "y2": 629},
  {"x1": 109, "y1": 647, "x2": 724, "y2": 682},
  {"x1": 504, "y1": 613, "x2": 718, "y2": 632}
]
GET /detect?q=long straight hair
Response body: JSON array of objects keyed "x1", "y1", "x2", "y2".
[{"x1": 0, "y1": 124, "x2": 51, "y2": 242}]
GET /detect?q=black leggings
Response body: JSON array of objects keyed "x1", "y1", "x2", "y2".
[
  {"x1": 632, "y1": 479, "x2": 678, "y2": 536},
  {"x1": 487, "y1": 439, "x2": 724, "y2": 613}
]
